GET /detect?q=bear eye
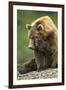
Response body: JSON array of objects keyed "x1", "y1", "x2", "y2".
[
  {"x1": 37, "y1": 24, "x2": 44, "y2": 31},
  {"x1": 26, "y1": 24, "x2": 31, "y2": 30}
]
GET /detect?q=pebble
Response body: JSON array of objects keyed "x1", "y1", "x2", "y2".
[{"x1": 17, "y1": 68, "x2": 58, "y2": 80}]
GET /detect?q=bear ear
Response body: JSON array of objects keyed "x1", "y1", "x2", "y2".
[
  {"x1": 26, "y1": 24, "x2": 31, "y2": 30},
  {"x1": 37, "y1": 24, "x2": 44, "y2": 31}
]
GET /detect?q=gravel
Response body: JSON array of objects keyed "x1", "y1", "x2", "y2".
[{"x1": 17, "y1": 68, "x2": 58, "y2": 80}]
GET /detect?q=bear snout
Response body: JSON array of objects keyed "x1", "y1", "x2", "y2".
[{"x1": 28, "y1": 39, "x2": 35, "y2": 50}]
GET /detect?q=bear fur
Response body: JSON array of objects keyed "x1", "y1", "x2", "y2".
[{"x1": 18, "y1": 16, "x2": 58, "y2": 74}]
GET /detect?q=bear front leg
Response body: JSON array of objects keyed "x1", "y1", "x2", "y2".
[
  {"x1": 17, "y1": 58, "x2": 37, "y2": 74},
  {"x1": 34, "y1": 50, "x2": 46, "y2": 71}
]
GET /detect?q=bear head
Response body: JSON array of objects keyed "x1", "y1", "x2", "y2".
[{"x1": 26, "y1": 16, "x2": 57, "y2": 52}]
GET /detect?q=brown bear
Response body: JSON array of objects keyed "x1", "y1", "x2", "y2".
[{"x1": 18, "y1": 16, "x2": 58, "y2": 74}]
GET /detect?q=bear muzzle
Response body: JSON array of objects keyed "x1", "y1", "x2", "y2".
[
  {"x1": 28, "y1": 44, "x2": 35, "y2": 50},
  {"x1": 28, "y1": 39, "x2": 35, "y2": 50}
]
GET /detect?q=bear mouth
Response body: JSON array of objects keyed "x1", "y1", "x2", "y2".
[
  {"x1": 28, "y1": 39, "x2": 42, "y2": 50},
  {"x1": 28, "y1": 46, "x2": 35, "y2": 50}
]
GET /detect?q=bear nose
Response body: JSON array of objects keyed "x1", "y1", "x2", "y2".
[{"x1": 28, "y1": 45, "x2": 35, "y2": 50}]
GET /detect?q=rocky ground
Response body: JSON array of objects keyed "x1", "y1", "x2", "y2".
[{"x1": 17, "y1": 68, "x2": 58, "y2": 80}]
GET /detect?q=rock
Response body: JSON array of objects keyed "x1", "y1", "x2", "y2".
[{"x1": 17, "y1": 68, "x2": 58, "y2": 80}]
